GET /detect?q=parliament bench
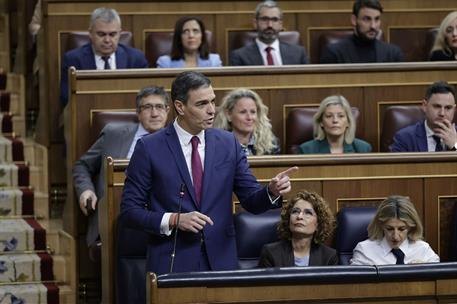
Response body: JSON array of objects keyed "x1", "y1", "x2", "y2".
[{"x1": 148, "y1": 262, "x2": 457, "y2": 303}]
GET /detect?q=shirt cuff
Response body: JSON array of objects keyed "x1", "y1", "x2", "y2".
[
  {"x1": 266, "y1": 187, "x2": 281, "y2": 204},
  {"x1": 160, "y1": 212, "x2": 173, "y2": 236}
]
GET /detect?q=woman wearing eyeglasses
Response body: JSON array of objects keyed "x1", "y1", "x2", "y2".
[
  {"x1": 258, "y1": 190, "x2": 338, "y2": 267},
  {"x1": 430, "y1": 11, "x2": 457, "y2": 61},
  {"x1": 156, "y1": 16, "x2": 222, "y2": 68}
]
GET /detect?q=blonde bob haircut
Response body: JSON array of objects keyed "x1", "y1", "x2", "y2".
[
  {"x1": 368, "y1": 195, "x2": 423, "y2": 242},
  {"x1": 214, "y1": 88, "x2": 276, "y2": 155},
  {"x1": 313, "y1": 95, "x2": 356, "y2": 144},
  {"x1": 431, "y1": 11, "x2": 457, "y2": 57}
]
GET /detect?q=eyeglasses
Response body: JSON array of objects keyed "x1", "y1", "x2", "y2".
[
  {"x1": 290, "y1": 207, "x2": 315, "y2": 218},
  {"x1": 139, "y1": 104, "x2": 167, "y2": 112},
  {"x1": 257, "y1": 16, "x2": 281, "y2": 23}
]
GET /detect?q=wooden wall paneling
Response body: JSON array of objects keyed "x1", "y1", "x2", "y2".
[
  {"x1": 424, "y1": 178, "x2": 457, "y2": 260},
  {"x1": 438, "y1": 197, "x2": 457, "y2": 262}
]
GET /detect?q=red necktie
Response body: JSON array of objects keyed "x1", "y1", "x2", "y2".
[
  {"x1": 265, "y1": 46, "x2": 274, "y2": 65},
  {"x1": 191, "y1": 136, "x2": 203, "y2": 205}
]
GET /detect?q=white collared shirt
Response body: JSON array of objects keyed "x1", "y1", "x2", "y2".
[
  {"x1": 173, "y1": 118, "x2": 205, "y2": 182},
  {"x1": 424, "y1": 120, "x2": 442, "y2": 152},
  {"x1": 350, "y1": 237, "x2": 439, "y2": 265},
  {"x1": 160, "y1": 119, "x2": 205, "y2": 235},
  {"x1": 94, "y1": 52, "x2": 117, "y2": 70},
  {"x1": 126, "y1": 123, "x2": 149, "y2": 159},
  {"x1": 255, "y1": 38, "x2": 283, "y2": 66}
]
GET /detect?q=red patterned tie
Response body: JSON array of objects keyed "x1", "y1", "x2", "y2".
[
  {"x1": 191, "y1": 136, "x2": 203, "y2": 205},
  {"x1": 265, "y1": 46, "x2": 274, "y2": 65}
]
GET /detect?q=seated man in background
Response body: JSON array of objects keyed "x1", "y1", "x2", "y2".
[
  {"x1": 320, "y1": 0, "x2": 403, "y2": 64},
  {"x1": 60, "y1": 7, "x2": 148, "y2": 107},
  {"x1": 390, "y1": 81, "x2": 457, "y2": 152},
  {"x1": 73, "y1": 86, "x2": 170, "y2": 258},
  {"x1": 229, "y1": 0, "x2": 307, "y2": 66}
]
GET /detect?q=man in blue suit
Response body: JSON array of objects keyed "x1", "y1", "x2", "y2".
[
  {"x1": 60, "y1": 7, "x2": 148, "y2": 107},
  {"x1": 121, "y1": 71, "x2": 297, "y2": 275},
  {"x1": 390, "y1": 81, "x2": 457, "y2": 152}
]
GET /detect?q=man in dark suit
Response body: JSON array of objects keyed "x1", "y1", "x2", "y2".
[
  {"x1": 229, "y1": 1, "x2": 307, "y2": 66},
  {"x1": 320, "y1": 0, "x2": 403, "y2": 64},
  {"x1": 390, "y1": 81, "x2": 457, "y2": 152},
  {"x1": 121, "y1": 71, "x2": 297, "y2": 275},
  {"x1": 60, "y1": 7, "x2": 148, "y2": 107},
  {"x1": 73, "y1": 86, "x2": 170, "y2": 254}
]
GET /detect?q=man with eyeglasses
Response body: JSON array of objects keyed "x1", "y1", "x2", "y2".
[
  {"x1": 229, "y1": 0, "x2": 307, "y2": 66},
  {"x1": 73, "y1": 86, "x2": 169, "y2": 261},
  {"x1": 60, "y1": 7, "x2": 148, "y2": 107},
  {"x1": 320, "y1": 0, "x2": 403, "y2": 64}
]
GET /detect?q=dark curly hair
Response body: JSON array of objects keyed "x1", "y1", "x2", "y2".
[{"x1": 278, "y1": 190, "x2": 336, "y2": 244}]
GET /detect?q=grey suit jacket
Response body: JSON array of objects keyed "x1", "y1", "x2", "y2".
[
  {"x1": 229, "y1": 42, "x2": 307, "y2": 66},
  {"x1": 73, "y1": 122, "x2": 138, "y2": 245}
]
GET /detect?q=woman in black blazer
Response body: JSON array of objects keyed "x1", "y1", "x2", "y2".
[
  {"x1": 258, "y1": 190, "x2": 338, "y2": 267},
  {"x1": 430, "y1": 11, "x2": 457, "y2": 61}
]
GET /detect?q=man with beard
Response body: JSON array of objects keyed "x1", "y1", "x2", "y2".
[
  {"x1": 320, "y1": 0, "x2": 403, "y2": 64},
  {"x1": 229, "y1": 1, "x2": 307, "y2": 66},
  {"x1": 390, "y1": 81, "x2": 457, "y2": 152}
]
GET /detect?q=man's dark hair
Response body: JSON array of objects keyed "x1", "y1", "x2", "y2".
[
  {"x1": 171, "y1": 71, "x2": 211, "y2": 105},
  {"x1": 135, "y1": 86, "x2": 169, "y2": 112},
  {"x1": 352, "y1": 0, "x2": 383, "y2": 17},
  {"x1": 170, "y1": 16, "x2": 209, "y2": 60},
  {"x1": 425, "y1": 81, "x2": 456, "y2": 101}
]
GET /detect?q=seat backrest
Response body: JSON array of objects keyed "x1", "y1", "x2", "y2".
[
  {"x1": 336, "y1": 207, "x2": 377, "y2": 265},
  {"x1": 228, "y1": 31, "x2": 301, "y2": 54},
  {"x1": 389, "y1": 27, "x2": 438, "y2": 61},
  {"x1": 90, "y1": 110, "x2": 138, "y2": 145},
  {"x1": 116, "y1": 213, "x2": 148, "y2": 304},
  {"x1": 285, "y1": 106, "x2": 361, "y2": 154},
  {"x1": 63, "y1": 31, "x2": 133, "y2": 57},
  {"x1": 380, "y1": 105, "x2": 424, "y2": 152},
  {"x1": 145, "y1": 30, "x2": 214, "y2": 67},
  {"x1": 234, "y1": 208, "x2": 281, "y2": 269}
]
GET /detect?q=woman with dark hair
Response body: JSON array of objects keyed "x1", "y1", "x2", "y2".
[
  {"x1": 351, "y1": 195, "x2": 439, "y2": 265},
  {"x1": 156, "y1": 16, "x2": 222, "y2": 68},
  {"x1": 258, "y1": 190, "x2": 338, "y2": 267}
]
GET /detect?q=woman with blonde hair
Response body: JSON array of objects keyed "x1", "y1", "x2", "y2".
[
  {"x1": 258, "y1": 190, "x2": 337, "y2": 267},
  {"x1": 299, "y1": 95, "x2": 371, "y2": 154},
  {"x1": 430, "y1": 11, "x2": 457, "y2": 61},
  {"x1": 214, "y1": 88, "x2": 280, "y2": 156},
  {"x1": 351, "y1": 195, "x2": 439, "y2": 265}
]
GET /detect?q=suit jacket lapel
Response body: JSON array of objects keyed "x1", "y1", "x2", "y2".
[
  {"x1": 119, "y1": 123, "x2": 138, "y2": 157},
  {"x1": 416, "y1": 121, "x2": 428, "y2": 152},
  {"x1": 115, "y1": 45, "x2": 128, "y2": 69},
  {"x1": 201, "y1": 129, "x2": 216, "y2": 209},
  {"x1": 165, "y1": 124, "x2": 198, "y2": 205},
  {"x1": 279, "y1": 43, "x2": 291, "y2": 64},
  {"x1": 248, "y1": 44, "x2": 264, "y2": 65},
  {"x1": 83, "y1": 44, "x2": 97, "y2": 69}
]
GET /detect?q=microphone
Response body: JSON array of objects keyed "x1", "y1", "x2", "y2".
[{"x1": 170, "y1": 183, "x2": 185, "y2": 273}]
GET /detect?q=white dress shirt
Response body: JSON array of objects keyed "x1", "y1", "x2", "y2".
[
  {"x1": 94, "y1": 52, "x2": 117, "y2": 70},
  {"x1": 160, "y1": 119, "x2": 205, "y2": 235},
  {"x1": 350, "y1": 237, "x2": 440, "y2": 265},
  {"x1": 255, "y1": 38, "x2": 283, "y2": 66},
  {"x1": 424, "y1": 120, "x2": 442, "y2": 152},
  {"x1": 126, "y1": 123, "x2": 149, "y2": 159}
]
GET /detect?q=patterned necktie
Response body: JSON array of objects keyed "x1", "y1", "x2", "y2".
[
  {"x1": 191, "y1": 136, "x2": 203, "y2": 205},
  {"x1": 265, "y1": 46, "x2": 274, "y2": 65},
  {"x1": 101, "y1": 56, "x2": 111, "y2": 70},
  {"x1": 391, "y1": 248, "x2": 405, "y2": 264},
  {"x1": 433, "y1": 135, "x2": 443, "y2": 151}
]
